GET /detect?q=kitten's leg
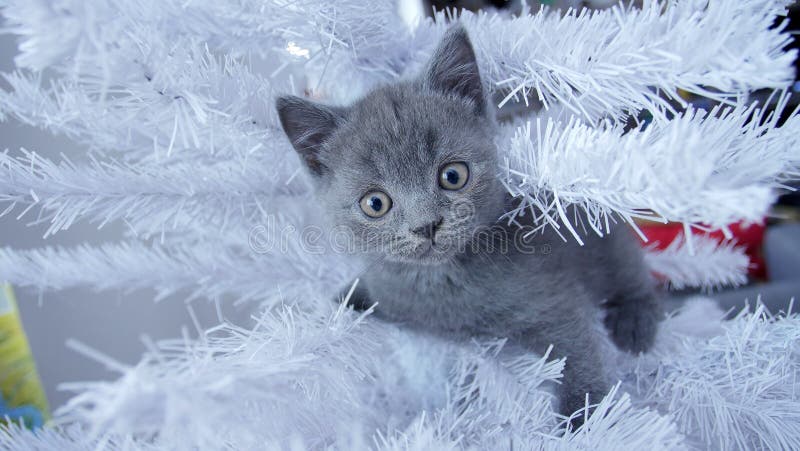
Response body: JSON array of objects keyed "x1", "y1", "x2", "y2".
[
  {"x1": 598, "y1": 232, "x2": 663, "y2": 353},
  {"x1": 335, "y1": 281, "x2": 374, "y2": 311},
  {"x1": 520, "y1": 312, "x2": 611, "y2": 425},
  {"x1": 603, "y1": 289, "x2": 662, "y2": 353}
]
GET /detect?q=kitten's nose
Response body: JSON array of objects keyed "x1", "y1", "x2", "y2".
[{"x1": 411, "y1": 217, "x2": 443, "y2": 240}]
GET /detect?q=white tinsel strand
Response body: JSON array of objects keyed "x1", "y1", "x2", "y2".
[
  {"x1": 0, "y1": 0, "x2": 795, "y2": 249},
  {"x1": 501, "y1": 98, "x2": 800, "y2": 243},
  {"x1": 465, "y1": 0, "x2": 796, "y2": 122},
  {"x1": 539, "y1": 385, "x2": 684, "y2": 451},
  {"x1": 375, "y1": 414, "x2": 461, "y2": 451},
  {"x1": 3, "y1": 292, "x2": 797, "y2": 449},
  {"x1": 0, "y1": 0, "x2": 400, "y2": 158},
  {"x1": 644, "y1": 234, "x2": 750, "y2": 291},
  {"x1": 0, "y1": 213, "x2": 755, "y2": 302},
  {"x1": 435, "y1": 341, "x2": 564, "y2": 446},
  {"x1": 2, "y1": 98, "x2": 796, "y2": 249}
]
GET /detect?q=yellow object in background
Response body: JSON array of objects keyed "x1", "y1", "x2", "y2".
[{"x1": 0, "y1": 283, "x2": 49, "y2": 429}]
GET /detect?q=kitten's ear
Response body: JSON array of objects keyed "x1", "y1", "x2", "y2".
[
  {"x1": 276, "y1": 95, "x2": 347, "y2": 176},
  {"x1": 422, "y1": 25, "x2": 485, "y2": 115}
]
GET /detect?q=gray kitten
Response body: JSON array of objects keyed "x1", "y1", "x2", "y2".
[{"x1": 276, "y1": 26, "x2": 661, "y2": 420}]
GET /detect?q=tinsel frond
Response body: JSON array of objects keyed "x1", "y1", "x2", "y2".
[
  {"x1": 0, "y1": 0, "x2": 402, "y2": 72},
  {"x1": 55, "y1": 302, "x2": 385, "y2": 449},
  {"x1": 0, "y1": 47, "x2": 283, "y2": 158},
  {"x1": 501, "y1": 98, "x2": 800, "y2": 243},
  {"x1": 457, "y1": 0, "x2": 797, "y2": 122},
  {"x1": 637, "y1": 303, "x2": 800, "y2": 450},
  {"x1": 644, "y1": 234, "x2": 750, "y2": 291},
  {"x1": 0, "y1": 0, "x2": 795, "y2": 243},
  {"x1": 9, "y1": 296, "x2": 790, "y2": 449},
  {"x1": 0, "y1": 238, "x2": 357, "y2": 306},
  {"x1": 40, "y1": 298, "x2": 679, "y2": 450},
  {"x1": 2, "y1": 1, "x2": 795, "y2": 123},
  {"x1": 0, "y1": 233, "x2": 751, "y2": 298},
  {"x1": 316, "y1": 0, "x2": 797, "y2": 120},
  {"x1": 0, "y1": 149, "x2": 303, "y2": 238},
  {"x1": 0, "y1": 423, "x2": 154, "y2": 451}
]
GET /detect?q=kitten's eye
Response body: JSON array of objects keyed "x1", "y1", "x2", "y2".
[
  {"x1": 439, "y1": 162, "x2": 469, "y2": 190},
  {"x1": 359, "y1": 191, "x2": 392, "y2": 218}
]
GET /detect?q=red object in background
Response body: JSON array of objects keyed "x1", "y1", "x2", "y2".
[{"x1": 637, "y1": 221, "x2": 767, "y2": 281}]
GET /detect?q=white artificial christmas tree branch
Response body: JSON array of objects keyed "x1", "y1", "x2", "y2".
[
  {"x1": 0, "y1": 423, "x2": 142, "y2": 450},
  {"x1": 46, "y1": 298, "x2": 681, "y2": 450},
  {"x1": 501, "y1": 98, "x2": 800, "y2": 243},
  {"x1": 637, "y1": 304, "x2": 800, "y2": 450},
  {"x1": 0, "y1": 0, "x2": 401, "y2": 72},
  {"x1": 457, "y1": 0, "x2": 797, "y2": 122},
  {"x1": 0, "y1": 0, "x2": 400, "y2": 155},
  {"x1": 2, "y1": 1, "x2": 795, "y2": 124},
  {"x1": 55, "y1": 302, "x2": 386, "y2": 449},
  {"x1": 0, "y1": 234, "x2": 750, "y2": 300},
  {"x1": 0, "y1": 238, "x2": 356, "y2": 306},
  {"x1": 539, "y1": 385, "x2": 684, "y2": 450},
  {"x1": 0, "y1": 1, "x2": 798, "y2": 448},
  {"x1": 311, "y1": 0, "x2": 797, "y2": 121},
  {"x1": 1, "y1": 302, "x2": 795, "y2": 449},
  {"x1": 644, "y1": 234, "x2": 750, "y2": 291},
  {"x1": 0, "y1": 149, "x2": 303, "y2": 237},
  {"x1": 3, "y1": 97, "x2": 797, "y2": 245},
  {"x1": 2, "y1": 1, "x2": 793, "y2": 244},
  {"x1": 0, "y1": 47, "x2": 284, "y2": 159}
]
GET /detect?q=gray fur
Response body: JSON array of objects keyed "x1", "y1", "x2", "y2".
[{"x1": 276, "y1": 25, "x2": 661, "y2": 419}]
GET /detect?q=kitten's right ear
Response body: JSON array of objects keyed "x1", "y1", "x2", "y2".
[
  {"x1": 275, "y1": 95, "x2": 347, "y2": 176},
  {"x1": 422, "y1": 25, "x2": 485, "y2": 115}
]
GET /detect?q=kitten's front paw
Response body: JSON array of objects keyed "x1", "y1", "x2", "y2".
[
  {"x1": 559, "y1": 390, "x2": 592, "y2": 428},
  {"x1": 336, "y1": 281, "x2": 374, "y2": 311},
  {"x1": 558, "y1": 381, "x2": 607, "y2": 429},
  {"x1": 604, "y1": 302, "x2": 659, "y2": 353}
]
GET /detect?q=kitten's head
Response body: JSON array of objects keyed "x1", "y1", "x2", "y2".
[{"x1": 276, "y1": 26, "x2": 504, "y2": 265}]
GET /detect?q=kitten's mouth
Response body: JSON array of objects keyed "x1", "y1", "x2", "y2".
[
  {"x1": 412, "y1": 241, "x2": 453, "y2": 265},
  {"x1": 383, "y1": 236, "x2": 460, "y2": 265},
  {"x1": 418, "y1": 244, "x2": 435, "y2": 257}
]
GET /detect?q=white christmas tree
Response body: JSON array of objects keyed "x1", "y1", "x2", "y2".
[{"x1": 0, "y1": 0, "x2": 799, "y2": 449}]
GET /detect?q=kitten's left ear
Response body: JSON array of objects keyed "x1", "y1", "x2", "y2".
[
  {"x1": 275, "y1": 95, "x2": 348, "y2": 177},
  {"x1": 422, "y1": 25, "x2": 485, "y2": 115}
]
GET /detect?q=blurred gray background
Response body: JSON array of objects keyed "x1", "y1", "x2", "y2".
[{"x1": 0, "y1": 34, "x2": 227, "y2": 410}]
